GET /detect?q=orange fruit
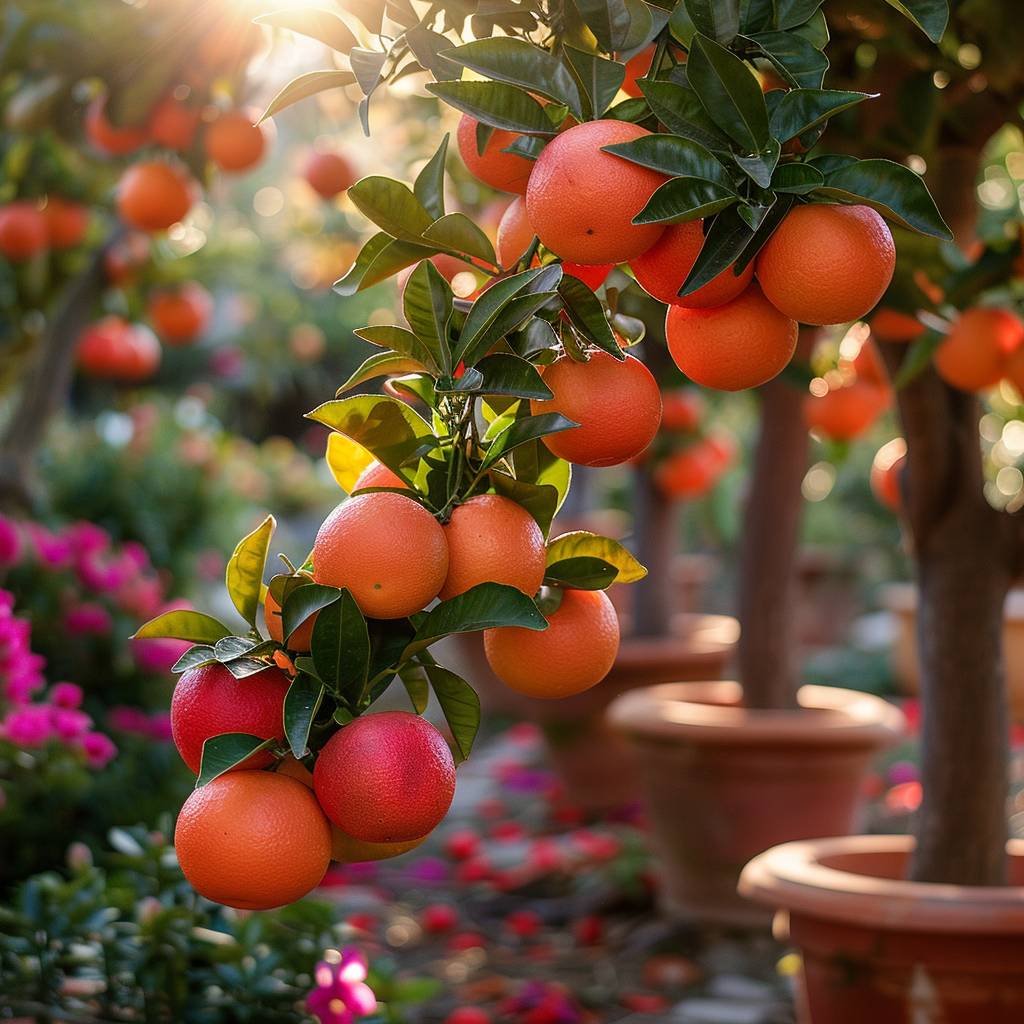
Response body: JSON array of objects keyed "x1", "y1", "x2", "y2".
[
  {"x1": 42, "y1": 198, "x2": 89, "y2": 250},
  {"x1": 148, "y1": 94, "x2": 201, "y2": 151},
  {"x1": 351, "y1": 460, "x2": 407, "y2": 492},
  {"x1": 205, "y1": 109, "x2": 266, "y2": 172},
  {"x1": 0, "y1": 202, "x2": 47, "y2": 261},
  {"x1": 147, "y1": 282, "x2": 212, "y2": 344},
  {"x1": 84, "y1": 95, "x2": 148, "y2": 156},
  {"x1": 440, "y1": 494, "x2": 546, "y2": 601},
  {"x1": 312, "y1": 492, "x2": 448, "y2": 618},
  {"x1": 563, "y1": 262, "x2": 614, "y2": 290},
  {"x1": 264, "y1": 588, "x2": 318, "y2": 651},
  {"x1": 871, "y1": 438, "x2": 907, "y2": 512},
  {"x1": 496, "y1": 196, "x2": 536, "y2": 266},
  {"x1": 116, "y1": 161, "x2": 195, "y2": 232},
  {"x1": 175, "y1": 771, "x2": 331, "y2": 910},
  {"x1": 77, "y1": 317, "x2": 161, "y2": 381},
  {"x1": 170, "y1": 662, "x2": 291, "y2": 774},
  {"x1": 621, "y1": 46, "x2": 656, "y2": 97},
  {"x1": 525, "y1": 120, "x2": 667, "y2": 264},
  {"x1": 305, "y1": 150, "x2": 357, "y2": 198},
  {"x1": 934, "y1": 306, "x2": 1024, "y2": 392},
  {"x1": 756, "y1": 204, "x2": 895, "y2": 325},
  {"x1": 848, "y1": 339, "x2": 889, "y2": 389},
  {"x1": 665, "y1": 282, "x2": 798, "y2": 391},
  {"x1": 654, "y1": 444, "x2": 717, "y2": 499},
  {"x1": 630, "y1": 221, "x2": 753, "y2": 308},
  {"x1": 484, "y1": 587, "x2": 619, "y2": 698},
  {"x1": 660, "y1": 389, "x2": 705, "y2": 431},
  {"x1": 313, "y1": 711, "x2": 456, "y2": 843},
  {"x1": 530, "y1": 350, "x2": 662, "y2": 466},
  {"x1": 457, "y1": 114, "x2": 534, "y2": 194},
  {"x1": 804, "y1": 381, "x2": 888, "y2": 440},
  {"x1": 1005, "y1": 346, "x2": 1024, "y2": 396},
  {"x1": 871, "y1": 308, "x2": 924, "y2": 343}
]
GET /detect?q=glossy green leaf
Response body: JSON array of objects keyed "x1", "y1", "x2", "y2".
[
  {"x1": 684, "y1": 0, "x2": 739, "y2": 44},
  {"x1": 443, "y1": 38, "x2": 584, "y2": 121},
  {"x1": 619, "y1": 0, "x2": 657, "y2": 52},
  {"x1": 423, "y1": 664, "x2": 480, "y2": 761},
  {"x1": 311, "y1": 589, "x2": 370, "y2": 702},
  {"x1": 403, "y1": 582, "x2": 547, "y2": 659},
  {"x1": 773, "y1": 0, "x2": 824, "y2": 29},
  {"x1": 426, "y1": 81, "x2": 557, "y2": 135},
  {"x1": 769, "y1": 89, "x2": 874, "y2": 143},
  {"x1": 881, "y1": 0, "x2": 948, "y2": 42},
  {"x1": 687, "y1": 34, "x2": 769, "y2": 152},
  {"x1": 633, "y1": 177, "x2": 738, "y2": 225},
  {"x1": 544, "y1": 556, "x2": 619, "y2": 589},
  {"x1": 490, "y1": 474, "x2": 561, "y2": 536},
  {"x1": 348, "y1": 177, "x2": 434, "y2": 242},
  {"x1": 337, "y1": 351, "x2": 430, "y2": 393},
  {"x1": 815, "y1": 159, "x2": 952, "y2": 239},
  {"x1": 353, "y1": 324, "x2": 439, "y2": 370},
  {"x1": 333, "y1": 233, "x2": 437, "y2": 296},
  {"x1": 571, "y1": 0, "x2": 631, "y2": 51},
  {"x1": 397, "y1": 664, "x2": 430, "y2": 713},
  {"x1": 258, "y1": 70, "x2": 356, "y2": 123},
  {"x1": 350, "y1": 47, "x2": 387, "y2": 96},
  {"x1": 474, "y1": 353, "x2": 553, "y2": 399},
  {"x1": 563, "y1": 45, "x2": 625, "y2": 118},
  {"x1": 746, "y1": 30, "x2": 828, "y2": 89},
  {"x1": 545, "y1": 530, "x2": 647, "y2": 582},
  {"x1": 482, "y1": 413, "x2": 579, "y2": 471},
  {"x1": 557, "y1": 275, "x2": 621, "y2": 358},
  {"x1": 225, "y1": 515, "x2": 275, "y2": 627},
  {"x1": 405, "y1": 24, "x2": 462, "y2": 80},
  {"x1": 132, "y1": 609, "x2": 232, "y2": 644},
  {"x1": 669, "y1": 1, "x2": 697, "y2": 44},
  {"x1": 601, "y1": 134, "x2": 732, "y2": 184},
  {"x1": 638, "y1": 81, "x2": 733, "y2": 154},
  {"x1": 679, "y1": 206, "x2": 755, "y2": 297},
  {"x1": 281, "y1": 584, "x2": 342, "y2": 645},
  {"x1": 512, "y1": 317, "x2": 560, "y2": 359},
  {"x1": 403, "y1": 260, "x2": 454, "y2": 374},
  {"x1": 255, "y1": 8, "x2": 358, "y2": 52},
  {"x1": 771, "y1": 162, "x2": 824, "y2": 194},
  {"x1": 171, "y1": 646, "x2": 218, "y2": 673},
  {"x1": 733, "y1": 193, "x2": 794, "y2": 272},
  {"x1": 414, "y1": 134, "x2": 449, "y2": 219},
  {"x1": 423, "y1": 213, "x2": 497, "y2": 266},
  {"x1": 283, "y1": 674, "x2": 324, "y2": 759},
  {"x1": 196, "y1": 734, "x2": 273, "y2": 788},
  {"x1": 735, "y1": 139, "x2": 781, "y2": 188}
]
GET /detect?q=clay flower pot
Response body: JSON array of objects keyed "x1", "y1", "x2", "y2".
[
  {"x1": 608, "y1": 681, "x2": 905, "y2": 925},
  {"x1": 739, "y1": 835, "x2": 1024, "y2": 1024},
  {"x1": 884, "y1": 582, "x2": 1024, "y2": 721}
]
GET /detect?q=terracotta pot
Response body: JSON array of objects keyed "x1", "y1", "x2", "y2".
[
  {"x1": 796, "y1": 547, "x2": 860, "y2": 649},
  {"x1": 883, "y1": 582, "x2": 1024, "y2": 721},
  {"x1": 739, "y1": 835, "x2": 1024, "y2": 1024},
  {"x1": 608, "y1": 681, "x2": 905, "y2": 925}
]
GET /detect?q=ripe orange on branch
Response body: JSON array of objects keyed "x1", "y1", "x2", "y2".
[
  {"x1": 440, "y1": 494, "x2": 546, "y2": 600},
  {"x1": 0, "y1": 202, "x2": 47, "y2": 261},
  {"x1": 804, "y1": 381, "x2": 889, "y2": 441},
  {"x1": 457, "y1": 115, "x2": 534, "y2": 194},
  {"x1": 205, "y1": 109, "x2": 267, "y2": 172},
  {"x1": 42, "y1": 198, "x2": 89, "y2": 250},
  {"x1": 496, "y1": 196, "x2": 536, "y2": 266},
  {"x1": 313, "y1": 711, "x2": 456, "y2": 843},
  {"x1": 526, "y1": 120, "x2": 667, "y2": 265},
  {"x1": 175, "y1": 771, "x2": 331, "y2": 910},
  {"x1": 630, "y1": 221, "x2": 752, "y2": 308},
  {"x1": 351, "y1": 460, "x2": 407, "y2": 492},
  {"x1": 77, "y1": 317, "x2": 161, "y2": 381},
  {"x1": 116, "y1": 161, "x2": 195, "y2": 232},
  {"x1": 148, "y1": 282, "x2": 212, "y2": 344},
  {"x1": 665, "y1": 283, "x2": 798, "y2": 391},
  {"x1": 530, "y1": 350, "x2": 662, "y2": 466},
  {"x1": 85, "y1": 95, "x2": 148, "y2": 156},
  {"x1": 484, "y1": 588, "x2": 620, "y2": 699},
  {"x1": 934, "y1": 306, "x2": 1024, "y2": 392},
  {"x1": 756, "y1": 204, "x2": 895, "y2": 325},
  {"x1": 312, "y1": 492, "x2": 448, "y2": 618},
  {"x1": 148, "y1": 94, "x2": 201, "y2": 151},
  {"x1": 305, "y1": 150, "x2": 357, "y2": 198}
]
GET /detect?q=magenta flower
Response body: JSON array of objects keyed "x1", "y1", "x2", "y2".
[
  {"x1": 2, "y1": 705, "x2": 55, "y2": 746},
  {"x1": 108, "y1": 706, "x2": 150, "y2": 734},
  {"x1": 147, "y1": 712, "x2": 173, "y2": 741},
  {"x1": 65, "y1": 603, "x2": 114, "y2": 636},
  {"x1": 50, "y1": 707, "x2": 92, "y2": 741},
  {"x1": 0, "y1": 516, "x2": 21, "y2": 567},
  {"x1": 25, "y1": 524, "x2": 73, "y2": 568},
  {"x1": 79, "y1": 732, "x2": 117, "y2": 768},
  {"x1": 51, "y1": 682, "x2": 84, "y2": 709},
  {"x1": 306, "y1": 949, "x2": 377, "y2": 1024},
  {"x1": 65, "y1": 522, "x2": 110, "y2": 556}
]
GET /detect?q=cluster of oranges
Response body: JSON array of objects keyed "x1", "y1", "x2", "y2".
[
  {"x1": 933, "y1": 306, "x2": 1024, "y2": 395},
  {"x1": 455, "y1": 116, "x2": 898, "y2": 394},
  {"x1": 0, "y1": 196, "x2": 89, "y2": 263},
  {"x1": 804, "y1": 336, "x2": 892, "y2": 442}
]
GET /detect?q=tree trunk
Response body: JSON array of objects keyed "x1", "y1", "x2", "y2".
[
  {"x1": 631, "y1": 465, "x2": 676, "y2": 637},
  {"x1": 0, "y1": 232, "x2": 116, "y2": 511},
  {"x1": 736, "y1": 330, "x2": 816, "y2": 709}
]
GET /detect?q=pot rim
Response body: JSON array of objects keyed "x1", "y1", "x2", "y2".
[
  {"x1": 607, "y1": 680, "x2": 906, "y2": 747},
  {"x1": 738, "y1": 834, "x2": 1024, "y2": 934},
  {"x1": 617, "y1": 614, "x2": 740, "y2": 664}
]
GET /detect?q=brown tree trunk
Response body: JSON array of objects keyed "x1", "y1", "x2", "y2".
[
  {"x1": 736, "y1": 330, "x2": 817, "y2": 709},
  {"x1": 631, "y1": 465, "x2": 676, "y2": 637}
]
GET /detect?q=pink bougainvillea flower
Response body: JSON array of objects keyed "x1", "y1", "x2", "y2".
[
  {"x1": 65, "y1": 522, "x2": 110, "y2": 556},
  {"x1": 64, "y1": 603, "x2": 114, "y2": 636},
  {"x1": 51, "y1": 682, "x2": 84, "y2": 709},
  {"x1": 79, "y1": 732, "x2": 117, "y2": 768},
  {"x1": 306, "y1": 949, "x2": 377, "y2": 1024},
  {"x1": 50, "y1": 707, "x2": 93, "y2": 741},
  {"x1": 2, "y1": 705, "x2": 55, "y2": 746},
  {"x1": 25, "y1": 524, "x2": 74, "y2": 568},
  {"x1": 0, "y1": 516, "x2": 21, "y2": 567}
]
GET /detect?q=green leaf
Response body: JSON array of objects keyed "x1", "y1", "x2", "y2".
[
  {"x1": 814, "y1": 159, "x2": 952, "y2": 239},
  {"x1": 337, "y1": 351, "x2": 431, "y2": 393},
  {"x1": 414, "y1": 134, "x2": 449, "y2": 220},
  {"x1": 423, "y1": 213, "x2": 497, "y2": 266},
  {"x1": 443, "y1": 38, "x2": 584, "y2": 121},
  {"x1": 686, "y1": 34, "x2": 769, "y2": 153},
  {"x1": 171, "y1": 646, "x2": 218, "y2": 673},
  {"x1": 225, "y1": 515, "x2": 275, "y2": 628},
  {"x1": 132, "y1": 609, "x2": 232, "y2": 644},
  {"x1": 639, "y1": 80, "x2": 733, "y2": 152},
  {"x1": 196, "y1": 734, "x2": 274, "y2": 788},
  {"x1": 350, "y1": 47, "x2": 387, "y2": 96},
  {"x1": 633, "y1": 177, "x2": 738, "y2": 225},
  {"x1": 306, "y1": 395, "x2": 435, "y2": 477},
  {"x1": 348, "y1": 177, "x2": 435, "y2": 242},
  {"x1": 735, "y1": 138, "x2": 781, "y2": 188},
  {"x1": 403, "y1": 582, "x2": 547, "y2": 659},
  {"x1": 602, "y1": 134, "x2": 732, "y2": 184},
  {"x1": 746, "y1": 30, "x2": 828, "y2": 89},
  {"x1": 255, "y1": 8, "x2": 358, "y2": 52},
  {"x1": 544, "y1": 556, "x2": 620, "y2": 589},
  {"x1": 571, "y1": 0, "x2": 632, "y2": 51},
  {"x1": 557, "y1": 275, "x2": 621, "y2": 357},
  {"x1": 283, "y1": 674, "x2": 325, "y2": 759},
  {"x1": 311, "y1": 589, "x2": 370, "y2": 702},
  {"x1": 545, "y1": 530, "x2": 647, "y2": 582},
  {"x1": 669, "y1": 0, "x2": 697, "y2": 44},
  {"x1": 771, "y1": 162, "x2": 824, "y2": 194},
  {"x1": 733, "y1": 193, "x2": 794, "y2": 272},
  {"x1": 563, "y1": 45, "x2": 625, "y2": 119},
  {"x1": 679, "y1": 206, "x2": 754, "y2": 297},
  {"x1": 684, "y1": 0, "x2": 739, "y2": 44},
  {"x1": 475, "y1": 353, "x2": 553, "y2": 399},
  {"x1": 482, "y1": 413, "x2": 579, "y2": 471},
  {"x1": 773, "y1": 0, "x2": 825, "y2": 30},
  {"x1": 462, "y1": 292, "x2": 560, "y2": 367},
  {"x1": 425, "y1": 81, "x2": 557, "y2": 135},
  {"x1": 422, "y1": 664, "x2": 480, "y2": 762},
  {"x1": 490, "y1": 474, "x2": 561, "y2": 536},
  {"x1": 404, "y1": 25, "x2": 463, "y2": 81},
  {"x1": 881, "y1": 0, "x2": 948, "y2": 43},
  {"x1": 281, "y1": 584, "x2": 342, "y2": 645},
  {"x1": 403, "y1": 260, "x2": 454, "y2": 374},
  {"x1": 333, "y1": 233, "x2": 437, "y2": 296},
  {"x1": 399, "y1": 665, "x2": 430, "y2": 713},
  {"x1": 258, "y1": 70, "x2": 356, "y2": 123},
  {"x1": 769, "y1": 89, "x2": 874, "y2": 143}
]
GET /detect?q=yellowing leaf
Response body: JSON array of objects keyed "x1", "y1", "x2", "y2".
[
  {"x1": 326, "y1": 432, "x2": 374, "y2": 492},
  {"x1": 225, "y1": 515, "x2": 276, "y2": 627},
  {"x1": 544, "y1": 531, "x2": 647, "y2": 583}
]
